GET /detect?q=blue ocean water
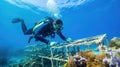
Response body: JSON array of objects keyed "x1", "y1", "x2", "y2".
[{"x1": 0, "y1": 0, "x2": 120, "y2": 66}]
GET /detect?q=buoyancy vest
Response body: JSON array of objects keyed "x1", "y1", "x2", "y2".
[{"x1": 32, "y1": 18, "x2": 54, "y2": 34}]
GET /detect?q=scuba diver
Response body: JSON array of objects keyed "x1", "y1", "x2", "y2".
[{"x1": 12, "y1": 17, "x2": 71, "y2": 46}]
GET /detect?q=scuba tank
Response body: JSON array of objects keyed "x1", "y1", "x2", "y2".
[
  {"x1": 32, "y1": 21, "x2": 45, "y2": 34},
  {"x1": 32, "y1": 17, "x2": 54, "y2": 34},
  {"x1": 28, "y1": 17, "x2": 54, "y2": 43}
]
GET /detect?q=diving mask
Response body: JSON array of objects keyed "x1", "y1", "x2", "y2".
[{"x1": 53, "y1": 24, "x2": 63, "y2": 31}]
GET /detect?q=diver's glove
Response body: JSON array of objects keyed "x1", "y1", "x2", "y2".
[
  {"x1": 49, "y1": 42, "x2": 58, "y2": 47},
  {"x1": 12, "y1": 18, "x2": 23, "y2": 23},
  {"x1": 66, "y1": 38, "x2": 72, "y2": 43}
]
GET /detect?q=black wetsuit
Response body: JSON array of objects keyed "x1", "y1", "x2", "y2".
[{"x1": 20, "y1": 18, "x2": 67, "y2": 44}]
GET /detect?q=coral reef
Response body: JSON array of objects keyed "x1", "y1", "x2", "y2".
[
  {"x1": 109, "y1": 37, "x2": 120, "y2": 49},
  {"x1": 9, "y1": 44, "x2": 52, "y2": 67},
  {"x1": 9, "y1": 57, "x2": 50, "y2": 67},
  {"x1": 66, "y1": 50, "x2": 106, "y2": 67},
  {"x1": 0, "y1": 46, "x2": 10, "y2": 66},
  {"x1": 118, "y1": 51, "x2": 120, "y2": 58},
  {"x1": 9, "y1": 44, "x2": 107, "y2": 67}
]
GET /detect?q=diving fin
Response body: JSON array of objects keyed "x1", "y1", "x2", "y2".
[{"x1": 12, "y1": 18, "x2": 23, "y2": 23}]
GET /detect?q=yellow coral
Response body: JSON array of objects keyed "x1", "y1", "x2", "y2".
[{"x1": 63, "y1": 63, "x2": 67, "y2": 67}]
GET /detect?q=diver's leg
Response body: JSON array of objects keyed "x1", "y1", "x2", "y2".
[
  {"x1": 21, "y1": 21, "x2": 32, "y2": 35},
  {"x1": 12, "y1": 18, "x2": 32, "y2": 35},
  {"x1": 21, "y1": 20, "x2": 34, "y2": 35},
  {"x1": 34, "y1": 34, "x2": 49, "y2": 44}
]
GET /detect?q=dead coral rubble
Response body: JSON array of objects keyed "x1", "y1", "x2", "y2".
[{"x1": 109, "y1": 37, "x2": 120, "y2": 49}]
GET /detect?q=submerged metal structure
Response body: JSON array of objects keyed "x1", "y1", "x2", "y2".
[{"x1": 25, "y1": 34, "x2": 109, "y2": 67}]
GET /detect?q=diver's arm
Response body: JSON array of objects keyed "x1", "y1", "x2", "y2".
[{"x1": 57, "y1": 31, "x2": 67, "y2": 41}]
